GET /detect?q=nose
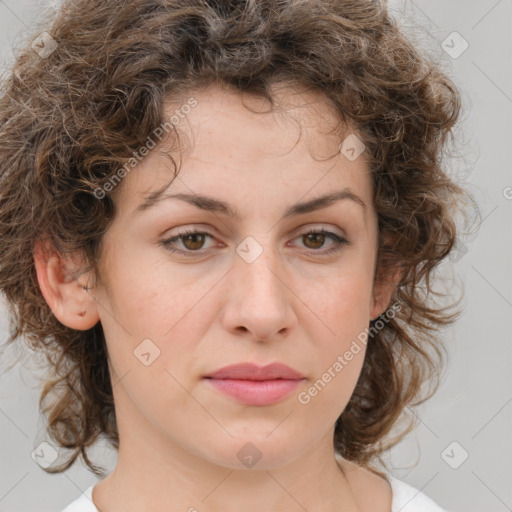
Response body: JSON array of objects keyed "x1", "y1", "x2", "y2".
[{"x1": 221, "y1": 240, "x2": 297, "y2": 343}]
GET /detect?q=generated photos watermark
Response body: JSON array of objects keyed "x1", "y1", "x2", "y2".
[
  {"x1": 297, "y1": 301, "x2": 402, "y2": 405},
  {"x1": 93, "y1": 97, "x2": 198, "y2": 199}
]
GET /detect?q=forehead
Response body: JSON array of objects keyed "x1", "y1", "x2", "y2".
[
  {"x1": 184, "y1": 82, "x2": 349, "y2": 160},
  {"x1": 114, "y1": 82, "x2": 373, "y2": 215}
]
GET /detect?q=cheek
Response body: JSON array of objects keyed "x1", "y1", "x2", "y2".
[
  {"x1": 301, "y1": 264, "x2": 373, "y2": 398},
  {"x1": 97, "y1": 272, "x2": 213, "y2": 431},
  {"x1": 295, "y1": 277, "x2": 371, "y2": 426},
  {"x1": 99, "y1": 248, "x2": 195, "y2": 330},
  {"x1": 311, "y1": 264, "x2": 373, "y2": 341},
  {"x1": 97, "y1": 251, "x2": 221, "y2": 377}
]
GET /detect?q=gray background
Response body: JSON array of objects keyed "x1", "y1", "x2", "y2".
[{"x1": 0, "y1": 1, "x2": 511, "y2": 511}]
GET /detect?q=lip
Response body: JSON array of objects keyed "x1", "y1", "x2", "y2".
[
  {"x1": 205, "y1": 362, "x2": 305, "y2": 380},
  {"x1": 204, "y1": 363, "x2": 306, "y2": 406}
]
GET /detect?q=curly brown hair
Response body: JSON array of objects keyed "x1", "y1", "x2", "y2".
[{"x1": 0, "y1": 0, "x2": 476, "y2": 478}]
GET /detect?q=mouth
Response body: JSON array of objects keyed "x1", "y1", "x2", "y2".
[{"x1": 203, "y1": 362, "x2": 306, "y2": 406}]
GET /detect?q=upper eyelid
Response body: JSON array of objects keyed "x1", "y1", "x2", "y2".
[{"x1": 166, "y1": 224, "x2": 345, "y2": 240}]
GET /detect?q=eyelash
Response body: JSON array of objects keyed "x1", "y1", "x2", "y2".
[{"x1": 160, "y1": 227, "x2": 349, "y2": 257}]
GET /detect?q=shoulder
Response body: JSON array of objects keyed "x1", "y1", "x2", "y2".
[
  {"x1": 336, "y1": 455, "x2": 447, "y2": 512},
  {"x1": 388, "y1": 476, "x2": 447, "y2": 512},
  {"x1": 60, "y1": 485, "x2": 98, "y2": 512}
]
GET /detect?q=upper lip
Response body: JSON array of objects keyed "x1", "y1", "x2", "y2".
[{"x1": 204, "y1": 363, "x2": 305, "y2": 380}]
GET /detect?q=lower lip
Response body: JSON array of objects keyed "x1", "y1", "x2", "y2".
[{"x1": 205, "y1": 378, "x2": 304, "y2": 406}]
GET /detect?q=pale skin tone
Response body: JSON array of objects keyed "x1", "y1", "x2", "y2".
[{"x1": 34, "y1": 83, "x2": 400, "y2": 512}]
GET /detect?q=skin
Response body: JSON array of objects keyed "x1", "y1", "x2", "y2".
[{"x1": 34, "y1": 82, "x2": 399, "y2": 512}]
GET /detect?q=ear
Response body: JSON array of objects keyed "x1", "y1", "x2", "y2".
[
  {"x1": 33, "y1": 237, "x2": 100, "y2": 330},
  {"x1": 370, "y1": 267, "x2": 401, "y2": 321}
]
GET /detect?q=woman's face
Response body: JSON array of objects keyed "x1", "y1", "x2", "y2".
[{"x1": 91, "y1": 84, "x2": 393, "y2": 469}]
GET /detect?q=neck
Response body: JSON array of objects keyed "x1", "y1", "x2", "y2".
[{"x1": 92, "y1": 436, "x2": 362, "y2": 512}]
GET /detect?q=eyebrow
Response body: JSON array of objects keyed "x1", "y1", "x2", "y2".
[{"x1": 133, "y1": 188, "x2": 366, "y2": 218}]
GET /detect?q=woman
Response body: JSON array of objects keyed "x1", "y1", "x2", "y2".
[{"x1": 0, "y1": 0, "x2": 473, "y2": 510}]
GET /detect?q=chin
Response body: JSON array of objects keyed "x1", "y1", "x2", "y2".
[{"x1": 200, "y1": 435, "x2": 307, "y2": 471}]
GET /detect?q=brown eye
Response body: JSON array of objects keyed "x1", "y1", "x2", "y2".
[
  {"x1": 181, "y1": 233, "x2": 207, "y2": 251},
  {"x1": 302, "y1": 232, "x2": 327, "y2": 250},
  {"x1": 161, "y1": 228, "x2": 216, "y2": 255},
  {"x1": 293, "y1": 228, "x2": 349, "y2": 255}
]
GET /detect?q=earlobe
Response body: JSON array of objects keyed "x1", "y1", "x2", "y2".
[{"x1": 33, "y1": 238, "x2": 100, "y2": 330}]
